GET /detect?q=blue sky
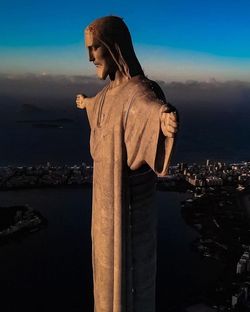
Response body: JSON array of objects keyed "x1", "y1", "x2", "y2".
[{"x1": 1, "y1": 0, "x2": 250, "y2": 81}]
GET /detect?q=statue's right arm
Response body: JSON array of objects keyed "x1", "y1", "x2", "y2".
[
  {"x1": 76, "y1": 94, "x2": 95, "y2": 110},
  {"x1": 76, "y1": 93, "x2": 96, "y2": 128}
]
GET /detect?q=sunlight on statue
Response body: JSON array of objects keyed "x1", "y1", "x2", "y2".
[{"x1": 76, "y1": 16, "x2": 178, "y2": 312}]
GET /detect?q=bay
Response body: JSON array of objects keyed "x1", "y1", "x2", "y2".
[{"x1": 0, "y1": 187, "x2": 219, "y2": 311}]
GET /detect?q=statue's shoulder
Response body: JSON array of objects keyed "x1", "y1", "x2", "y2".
[
  {"x1": 96, "y1": 84, "x2": 110, "y2": 97},
  {"x1": 128, "y1": 76, "x2": 166, "y2": 102},
  {"x1": 127, "y1": 75, "x2": 151, "y2": 89}
]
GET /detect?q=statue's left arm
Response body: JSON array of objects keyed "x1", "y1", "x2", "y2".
[{"x1": 154, "y1": 108, "x2": 178, "y2": 176}]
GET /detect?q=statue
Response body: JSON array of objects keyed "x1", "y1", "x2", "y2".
[{"x1": 76, "y1": 16, "x2": 178, "y2": 312}]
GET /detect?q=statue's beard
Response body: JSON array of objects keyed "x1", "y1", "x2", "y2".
[
  {"x1": 95, "y1": 64, "x2": 108, "y2": 80},
  {"x1": 95, "y1": 60, "x2": 117, "y2": 80}
]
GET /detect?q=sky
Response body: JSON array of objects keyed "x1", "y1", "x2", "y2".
[{"x1": 1, "y1": 0, "x2": 250, "y2": 81}]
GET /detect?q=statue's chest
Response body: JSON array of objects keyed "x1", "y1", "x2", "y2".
[
  {"x1": 90, "y1": 93, "x2": 125, "y2": 162},
  {"x1": 93, "y1": 89, "x2": 126, "y2": 129}
]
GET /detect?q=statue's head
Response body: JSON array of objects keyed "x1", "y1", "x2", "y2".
[{"x1": 84, "y1": 16, "x2": 143, "y2": 80}]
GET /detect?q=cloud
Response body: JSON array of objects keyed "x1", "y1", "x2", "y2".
[
  {"x1": 156, "y1": 78, "x2": 250, "y2": 113},
  {"x1": 0, "y1": 73, "x2": 105, "y2": 100},
  {"x1": 0, "y1": 73, "x2": 250, "y2": 115}
]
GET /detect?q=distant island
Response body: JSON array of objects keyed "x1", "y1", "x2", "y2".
[
  {"x1": 16, "y1": 118, "x2": 74, "y2": 123},
  {"x1": 0, "y1": 204, "x2": 47, "y2": 245},
  {"x1": 16, "y1": 118, "x2": 74, "y2": 129},
  {"x1": 19, "y1": 103, "x2": 46, "y2": 113}
]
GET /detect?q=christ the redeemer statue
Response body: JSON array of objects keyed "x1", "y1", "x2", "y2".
[{"x1": 76, "y1": 16, "x2": 178, "y2": 312}]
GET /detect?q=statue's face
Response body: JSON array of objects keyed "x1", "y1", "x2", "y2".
[{"x1": 87, "y1": 41, "x2": 116, "y2": 80}]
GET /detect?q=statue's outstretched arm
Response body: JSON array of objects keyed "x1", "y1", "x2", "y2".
[
  {"x1": 76, "y1": 94, "x2": 95, "y2": 110},
  {"x1": 75, "y1": 93, "x2": 96, "y2": 128}
]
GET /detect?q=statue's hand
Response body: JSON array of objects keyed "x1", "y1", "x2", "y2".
[
  {"x1": 160, "y1": 111, "x2": 178, "y2": 138},
  {"x1": 76, "y1": 94, "x2": 87, "y2": 109}
]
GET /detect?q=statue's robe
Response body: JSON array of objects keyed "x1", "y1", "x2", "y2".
[{"x1": 83, "y1": 75, "x2": 175, "y2": 312}]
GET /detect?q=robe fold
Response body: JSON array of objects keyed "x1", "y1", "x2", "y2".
[{"x1": 83, "y1": 75, "x2": 175, "y2": 312}]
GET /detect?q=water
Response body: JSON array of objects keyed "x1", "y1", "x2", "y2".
[
  {"x1": 0, "y1": 186, "x2": 219, "y2": 311},
  {"x1": 1, "y1": 110, "x2": 249, "y2": 167},
  {"x1": 0, "y1": 187, "x2": 93, "y2": 311}
]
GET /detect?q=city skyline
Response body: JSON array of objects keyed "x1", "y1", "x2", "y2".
[{"x1": 1, "y1": 0, "x2": 250, "y2": 81}]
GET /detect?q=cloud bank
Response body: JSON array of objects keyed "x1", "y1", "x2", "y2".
[{"x1": 1, "y1": 73, "x2": 249, "y2": 114}]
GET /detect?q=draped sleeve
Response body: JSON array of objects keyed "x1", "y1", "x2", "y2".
[
  {"x1": 124, "y1": 89, "x2": 175, "y2": 176},
  {"x1": 82, "y1": 85, "x2": 110, "y2": 130},
  {"x1": 82, "y1": 96, "x2": 96, "y2": 129}
]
